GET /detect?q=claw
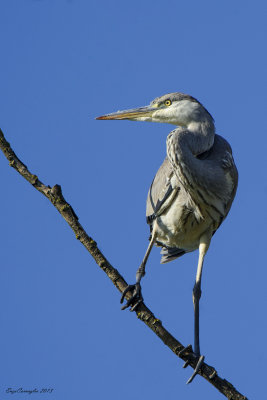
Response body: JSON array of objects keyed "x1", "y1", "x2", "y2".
[
  {"x1": 178, "y1": 344, "x2": 192, "y2": 358},
  {"x1": 120, "y1": 283, "x2": 143, "y2": 311},
  {"x1": 186, "y1": 355, "x2": 205, "y2": 384},
  {"x1": 120, "y1": 284, "x2": 135, "y2": 304},
  {"x1": 130, "y1": 299, "x2": 143, "y2": 312}
]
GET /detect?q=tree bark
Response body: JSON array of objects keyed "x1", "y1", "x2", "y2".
[{"x1": 0, "y1": 128, "x2": 248, "y2": 400}]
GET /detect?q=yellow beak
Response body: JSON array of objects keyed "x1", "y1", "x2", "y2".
[{"x1": 96, "y1": 105, "x2": 156, "y2": 121}]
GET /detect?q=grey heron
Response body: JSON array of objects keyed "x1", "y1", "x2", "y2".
[{"x1": 96, "y1": 92, "x2": 238, "y2": 383}]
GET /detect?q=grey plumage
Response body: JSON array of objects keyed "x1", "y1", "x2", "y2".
[
  {"x1": 96, "y1": 91, "x2": 238, "y2": 383},
  {"x1": 147, "y1": 133, "x2": 238, "y2": 263}
]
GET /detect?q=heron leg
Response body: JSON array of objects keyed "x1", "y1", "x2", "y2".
[
  {"x1": 120, "y1": 227, "x2": 156, "y2": 312},
  {"x1": 187, "y1": 232, "x2": 211, "y2": 384}
]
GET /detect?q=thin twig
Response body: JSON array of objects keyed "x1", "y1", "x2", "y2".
[{"x1": 0, "y1": 128, "x2": 248, "y2": 400}]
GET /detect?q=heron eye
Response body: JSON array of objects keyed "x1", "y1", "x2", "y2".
[{"x1": 165, "y1": 100, "x2": 172, "y2": 106}]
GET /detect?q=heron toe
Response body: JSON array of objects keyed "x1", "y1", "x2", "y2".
[
  {"x1": 120, "y1": 282, "x2": 143, "y2": 311},
  {"x1": 186, "y1": 355, "x2": 205, "y2": 384}
]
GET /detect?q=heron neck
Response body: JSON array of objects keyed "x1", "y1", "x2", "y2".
[
  {"x1": 186, "y1": 119, "x2": 215, "y2": 155},
  {"x1": 167, "y1": 121, "x2": 216, "y2": 216}
]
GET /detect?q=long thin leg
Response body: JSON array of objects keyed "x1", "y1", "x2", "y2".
[
  {"x1": 187, "y1": 232, "x2": 211, "y2": 384},
  {"x1": 120, "y1": 225, "x2": 157, "y2": 311},
  {"x1": 136, "y1": 233, "x2": 156, "y2": 283},
  {"x1": 193, "y1": 240, "x2": 208, "y2": 356}
]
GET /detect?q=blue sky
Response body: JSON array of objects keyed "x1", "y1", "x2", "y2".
[{"x1": 1, "y1": 1, "x2": 266, "y2": 399}]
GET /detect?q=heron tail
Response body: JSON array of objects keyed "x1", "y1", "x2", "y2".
[{"x1": 160, "y1": 247, "x2": 186, "y2": 264}]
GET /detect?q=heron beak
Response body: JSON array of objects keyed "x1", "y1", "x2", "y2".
[{"x1": 96, "y1": 105, "x2": 156, "y2": 121}]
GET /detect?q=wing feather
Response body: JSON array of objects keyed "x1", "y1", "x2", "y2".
[{"x1": 146, "y1": 157, "x2": 180, "y2": 221}]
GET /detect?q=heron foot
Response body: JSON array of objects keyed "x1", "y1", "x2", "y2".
[
  {"x1": 178, "y1": 346, "x2": 205, "y2": 383},
  {"x1": 186, "y1": 354, "x2": 205, "y2": 384},
  {"x1": 120, "y1": 282, "x2": 143, "y2": 312}
]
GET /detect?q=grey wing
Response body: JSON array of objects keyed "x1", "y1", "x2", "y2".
[
  {"x1": 146, "y1": 157, "x2": 180, "y2": 223},
  {"x1": 146, "y1": 157, "x2": 186, "y2": 263},
  {"x1": 210, "y1": 134, "x2": 239, "y2": 234}
]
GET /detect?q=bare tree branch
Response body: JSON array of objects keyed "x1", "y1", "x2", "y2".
[{"x1": 0, "y1": 128, "x2": 247, "y2": 400}]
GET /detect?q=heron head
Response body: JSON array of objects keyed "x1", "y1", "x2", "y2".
[{"x1": 96, "y1": 92, "x2": 213, "y2": 127}]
